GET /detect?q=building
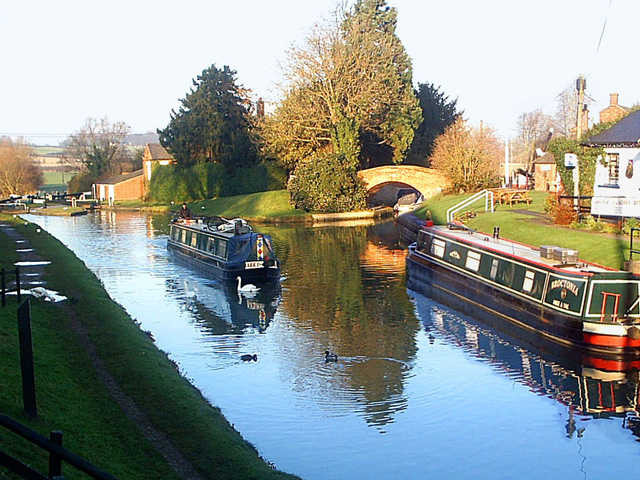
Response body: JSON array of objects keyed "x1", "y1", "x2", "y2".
[
  {"x1": 532, "y1": 153, "x2": 559, "y2": 192},
  {"x1": 142, "y1": 143, "x2": 175, "y2": 190},
  {"x1": 587, "y1": 109, "x2": 640, "y2": 218},
  {"x1": 599, "y1": 93, "x2": 631, "y2": 124},
  {"x1": 94, "y1": 170, "x2": 145, "y2": 204},
  {"x1": 92, "y1": 143, "x2": 175, "y2": 204}
]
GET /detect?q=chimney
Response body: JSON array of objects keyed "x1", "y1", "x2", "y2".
[{"x1": 610, "y1": 93, "x2": 619, "y2": 106}]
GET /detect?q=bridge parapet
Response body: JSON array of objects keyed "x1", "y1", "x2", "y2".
[{"x1": 357, "y1": 166, "x2": 451, "y2": 199}]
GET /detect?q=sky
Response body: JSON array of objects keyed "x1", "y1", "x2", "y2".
[{"x1": 1, "y1": 0, "x2": 638, "y2": 145}]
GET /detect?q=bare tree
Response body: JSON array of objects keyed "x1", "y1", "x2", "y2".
[
  {"x1": 65, "y1": 117, "x2": 131, "y2": 179},
  {"x1": 0, "y1": 137, "x2": 42, "y2": 196},
  {"x1": 512, "y1": 109, "x2": 554, "y2": 171},
  {"x1": 430, "y1": 119, "x2": 502, "y2": 192},
  {"x1": 554, "y1": 84, "x2": 578, "y2": 137}
]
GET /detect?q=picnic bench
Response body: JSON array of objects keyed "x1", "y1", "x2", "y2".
[{"x1": 490, "y1": 189, "x2": 532, "y2": 206}]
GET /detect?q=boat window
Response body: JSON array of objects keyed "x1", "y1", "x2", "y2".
[
  {"x1": 490, "y1": 259, "x2": 499, "y2": 279},
  {"x1": 523, "y1": 270, "x2": 535, "y2": 293},
  {"x1": 191, "y1": 233, "x2": 198, "y2": 248},
  {"x1": 431, "y1": 239, "x2": 446, "y2": 258},
  {"x1": 466, "y1": 251, "x2": 481, "y2": 272},
  {"x1": 181, "y1": 229, "x2": 187, "y2": 244},
  {"x1": 208, "y1": 238, "x2": 217, "y2": 253},
  {"x1": 217, "y1": 240, "x2": 227, "y2": 258}
]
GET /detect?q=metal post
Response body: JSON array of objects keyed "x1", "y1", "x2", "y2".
[
  {"x1": 15, "y1": 266, "x2": 21, "y2": 303},
  {"x1": 48, "y1": 430, "x2": 63, "y2": 478},
  {"x1": 1, "y1": 268, "x2": 5, "y2": 308},
  {"x1": 17, "y1": 298, "x2": 37, "y2": 418}
]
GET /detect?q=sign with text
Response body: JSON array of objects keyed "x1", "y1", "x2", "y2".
[{"x1": 591, "y1": 196, "x2": 640, "y2": 217}]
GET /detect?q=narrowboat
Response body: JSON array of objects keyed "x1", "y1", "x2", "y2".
[
  {"x1": 168, "y1": 216, "x2": 280, "y2": 283},
  {"x1": 406, "y1": 222, "x2": 640, "y2": 357}
]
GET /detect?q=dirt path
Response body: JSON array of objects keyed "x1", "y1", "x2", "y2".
[{"x1": 0, "y1": 221, "x2": 204, "y2": 480}]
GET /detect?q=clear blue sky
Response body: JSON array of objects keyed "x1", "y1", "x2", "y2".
[{"x1": 1, "y1": 0, "x2": 637, "y2": 145}]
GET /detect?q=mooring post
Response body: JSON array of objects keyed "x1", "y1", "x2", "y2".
[
  {"x1": 15, "y1": 266, "x2": 21, "y2": 303},
  {"x1": 48, "y1": 430, "x2": 63, "y2": 478},
  {"x1": 17, "y1": 298, "x2": 37, "y2": 418},
  {"x1": 1, "y1": 268, "x2": 5, "y2": 307}
]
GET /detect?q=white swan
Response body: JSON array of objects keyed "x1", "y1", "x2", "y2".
[{"x1": 237, "y1": 276, "x2": 260, "y2": 293}]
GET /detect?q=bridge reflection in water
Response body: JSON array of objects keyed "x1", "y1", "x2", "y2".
[{"x1": 409, "y1": 290, "x2": 640, "y2": 439}]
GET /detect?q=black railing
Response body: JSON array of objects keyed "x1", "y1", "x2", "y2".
[
  {"x1": 1, "y1": 266, "x2": 22, "y2": 307},
  {"x1": 0, "y1": 415, "x2": 118, "y2": 480}
]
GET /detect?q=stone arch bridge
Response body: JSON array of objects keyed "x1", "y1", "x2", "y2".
[{"x1": 357, "y1": 165, "x2": 450, "y2": 200}]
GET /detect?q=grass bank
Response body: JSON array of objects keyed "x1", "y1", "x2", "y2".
[
  {"x1": 0, "y1": 214, "x2": 299, "y2": 479},
  {"x1": 413, "y1": 190, "x2": 630, "y2": 270}
]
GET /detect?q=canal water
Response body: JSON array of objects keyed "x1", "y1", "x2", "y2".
[{"x1": 25, "y1": 211, "x2": 640, "y2": 480}]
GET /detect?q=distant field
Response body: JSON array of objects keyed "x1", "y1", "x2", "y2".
[{"x1": 33, "y1": 145, "x2": 65, "y2": 156}]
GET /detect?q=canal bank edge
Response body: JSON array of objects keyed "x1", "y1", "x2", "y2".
[{"x1": 0, "y1": 213, "x2": 300, "y2": 480}]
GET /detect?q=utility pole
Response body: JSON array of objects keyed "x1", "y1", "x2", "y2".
[{"x1": 576, "y1": 75, "x2": 586, "y2": 139}]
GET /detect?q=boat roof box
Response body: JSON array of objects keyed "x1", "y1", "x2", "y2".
[
  {"x1": 540, "y1": 245, "x2": 559, "y2": 259},
  {"x1": 553, "y1": 248, "x2": 579, "y2": 264}
]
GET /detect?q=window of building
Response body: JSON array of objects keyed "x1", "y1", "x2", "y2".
[{"x1": 606, "y1": 153, "x2": 620, "y2": 186}]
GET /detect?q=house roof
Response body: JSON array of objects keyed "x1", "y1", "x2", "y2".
[
  {"x1": 587, "y1": 110, "x2": 640, "y2": 146},
  {"x1": 533, "y1": 153, "x2": 556, "y2": 165},
  {"x1": 146, "y1": 143, "x2": 174, "y2": 160},
  {"x1": 97, "y1": 169, "x2": 143, "y2": 185}
]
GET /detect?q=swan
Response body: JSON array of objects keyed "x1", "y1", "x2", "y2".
[
  {"x1": 324, "y1": 351, "x2": 338, "y2": 363},
  {"x1": 237, "y1": 276, "x2": 260, "y2": 293}
]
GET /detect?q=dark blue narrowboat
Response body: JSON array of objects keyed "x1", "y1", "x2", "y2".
[{"x1": 168, "y1": 216, "x2": 280, "y2": 284}]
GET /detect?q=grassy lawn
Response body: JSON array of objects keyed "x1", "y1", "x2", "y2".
[
  {"x1": 0, "y1": 214, "x2": 299, "y2": 480},
  {"x1": 413, "y1": 190, "x2": 631, "y2": 270}
]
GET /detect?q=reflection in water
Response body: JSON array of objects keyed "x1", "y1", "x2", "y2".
[
  {"x1": 409, "y1": 291, "x2": 640, "y2": 441},
  {"x1": 23, "y1": 211, "x2": 640, "y2": 480}
]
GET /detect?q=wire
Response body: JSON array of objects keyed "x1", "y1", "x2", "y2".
[{"x1": 595, "y1": 0, "x2": 613, "y2": 57}]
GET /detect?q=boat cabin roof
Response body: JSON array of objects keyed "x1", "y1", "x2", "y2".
[
  {"x1": 428, "y1": 225, "x2": 612, "y2": 275},
  {"x1": 172, "y1": 217, "x2": 252, "y2": 239}
]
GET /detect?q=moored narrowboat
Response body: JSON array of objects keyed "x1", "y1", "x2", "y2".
[
  {"x1": 406, "y1": 223, "x2": 640, "y2": 357},
  {"x1": 168, "y1": 216, "x2": 280, "y2": 283}
]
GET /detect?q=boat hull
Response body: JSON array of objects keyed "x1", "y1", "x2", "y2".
[{"x1": 406, "y1": 226, "x2": 640, "y2": 358}]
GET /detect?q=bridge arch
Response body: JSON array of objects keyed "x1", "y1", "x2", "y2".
[{"x1": 357, "y1": 166, "x2": 451, "y2": 201}]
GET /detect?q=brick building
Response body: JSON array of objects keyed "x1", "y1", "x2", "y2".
[{"x1": 599, "y1": 93, "x2": 630, "y2": 124}]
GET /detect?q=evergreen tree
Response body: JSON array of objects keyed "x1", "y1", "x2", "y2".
[
  {"x1": 405, "y1": 83, "x2": 461, "y2": 166},
  {"x1": 158, "y1": 65, "x2": 258, "y2": 169}
]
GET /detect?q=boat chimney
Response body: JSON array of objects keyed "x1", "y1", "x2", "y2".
[{"x1": 493, "y1": 226, "x2": 500, "y2": 240}]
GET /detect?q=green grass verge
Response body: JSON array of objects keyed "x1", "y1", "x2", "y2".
[
  {"x1": 0, "y1": 215, "x2": 299, "y2": 480},
  {"x1": 115, "y1": 190, "x2": 310, "y2": 222},
  {"x1": 413, "y1": 191, "x2": 630, "y2": 269}
]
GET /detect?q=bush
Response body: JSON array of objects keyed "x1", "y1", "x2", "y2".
[
  {"x1": 288, "y1": 152, "x2": 367, "y2": 212},
  {"x1": 68, "y1": 172, "x2": 95, "y2": 194},
  {"x1": 551, "y1": 197, "x2": 577, "y2": 225}
]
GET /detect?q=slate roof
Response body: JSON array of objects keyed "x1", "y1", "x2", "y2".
[
  {"x1": 97, "y1": 169, "x2": 143, "y2": 185},
  {"x1": 587, "y1": 110, "x2": 640, "y2": 146},
  {"x1": 146, "y1": 143, "x2": 174, "y2": 160}
]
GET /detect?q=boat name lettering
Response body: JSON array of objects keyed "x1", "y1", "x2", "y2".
[
  {"x1": 550, "y1": 279, "x2": 580, "y2": 296},
  {"x1": 245, "y1": 261, "x2": 264, "y2": 269},
  {"x1": 552, "y1": 299, "x2": 570, "y2": 310},
  {"x1": 449, "y1": 250, "x2": 461, "y2": 260}
]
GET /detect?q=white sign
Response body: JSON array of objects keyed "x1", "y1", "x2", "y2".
[
  {"x1": 564, "y1": 153, "x2": 578, "y2": 168},
  {"x1": 591, "y1": 196, "x2": 640, "y2": 217}
]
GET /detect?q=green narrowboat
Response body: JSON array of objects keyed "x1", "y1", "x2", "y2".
[{"x1": 406, "y1": 223, "x2": 640, "y2": 357}]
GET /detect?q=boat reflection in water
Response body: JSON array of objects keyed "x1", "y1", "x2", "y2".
[
  {"x1": 408, "y1": 290, "x2": 640, "y2": 439},
  {"x1": 165, "y1": 276, "x2": 281, "y2": 335}
]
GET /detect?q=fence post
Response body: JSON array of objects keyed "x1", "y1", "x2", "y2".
[
  {"x1": 49, "y1": 430, "x2": 63, "y2": 478},
  {"x1": 15, "y1": 266, "x2": 21, "y2": 303},
  {"x1": 1, "y1": 268, "x2": 5, "y2": 308},
  {"x1": 17, "y1": 298, "x2": 37, "y2": 418}
]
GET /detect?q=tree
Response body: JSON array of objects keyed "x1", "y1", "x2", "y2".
[
  {"x1": 405, "y1": 83, "x2": 461, "y2": 166},
  {"x1": 512, "y1": 109, "x2": 554, "y2": 171},
  {"x1": 65, "y1": 117, "x2": 131, "y2": 179},
  {"x1": 158, "y1": 64, "x2": 258, "y2": 169},
  {"x1": 0, "y1": 137, "x2": 42, "y2": 196},
  {"x1": 262, "y1": 0, "x2": 421, "y2": 171},
  {"x1": 430, "y1": 118, "x2": 502, "y2": 192},
  {"x1": 553, "y1": 84, "x2": 578, "y2": 137}
]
